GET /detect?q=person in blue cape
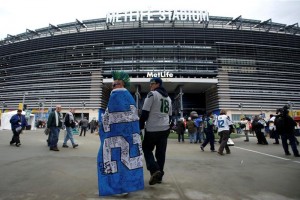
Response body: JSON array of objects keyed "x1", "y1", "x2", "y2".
[{"x1": 97, "y1": 71, "x2": 144, "y2": 196}]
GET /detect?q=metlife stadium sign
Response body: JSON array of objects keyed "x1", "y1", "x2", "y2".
[{"x1": 106, "y1": 10, "x2": 209, "y2": 25}]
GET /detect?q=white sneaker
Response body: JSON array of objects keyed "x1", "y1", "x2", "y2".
[{"x1": 113, "y1": 193, "x2": 129, "y2": 197}]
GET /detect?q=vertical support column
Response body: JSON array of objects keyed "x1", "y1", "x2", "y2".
[
  {"x1": 238, "y1": 102, "x2": 244, "y2": 118},
  {"x1": 82, "y1": 101, "x2": 85, "y2": 120},
  {"x1": 179, "y1": 86, "x2": 184, "y2": 119},
  {"x1": 135, "y1": 85, "x2": 140, "y2": 113}
]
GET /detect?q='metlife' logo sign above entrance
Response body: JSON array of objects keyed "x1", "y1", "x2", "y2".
[{"x1": 147, "y1": 71, "x2": 174, "y2": 78}]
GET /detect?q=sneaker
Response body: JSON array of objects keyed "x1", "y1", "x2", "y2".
[
  {"x1": 226, "y1": 151, "x2": 231, "y2": 154},
  {"x1": 200, "y1": 146, "x2": 204, "y2": 151},
  {"x1": 10, "y1": 141, "x2": 15, "y2": 146},
  {"x1": 113, "y1": 193, "x2": 129, "y2": 197},
  {"x1": 149, "y1": 171, "x2": 162, "y2": 185},
  {"x1": 50, "y1": 147, "x2": 59, "y2": 151},
  {"x1": 211, "y1": 150, "x2": 216, "y2": 152},
  {"x1": 62, "y1": 144, "x2": 69, "y2": 148},
  {"x1": 273, "y1": 142, "x2": 280, "y2": 144},
  {"x1": 217, "y1": 151, "x2": 224, "y2": 156},
  {"x1": 285, "y1": 152, "x2": 291, "y2": 156},
  {"x1": 15, "y1": 143, "x2": 21, "y2": 147},
  {"x1": 157, "y1": 178, "x2": 162, "y2": 184},
  {"x1": 244, "y1": 140, "x2": 249, "y2": 142},
  {"x1": 294, "y1": 154, "x2": 300, "y2": 157},
  {"x1": 73, "y1": 144, "x2": 79, "y2": 148}
]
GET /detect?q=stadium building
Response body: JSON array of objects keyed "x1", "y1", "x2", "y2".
[{"x1": 0, "y1": 10, "x2": 300, "y2": 122}]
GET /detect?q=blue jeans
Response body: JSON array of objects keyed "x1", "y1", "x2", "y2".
[
  {"x1": 189, "y1": 132, "x2": 196, "y2": 143},
  {"x1": 64, "y1": 126, "x2": 75, "y2": 145},
  {"x1": 197, "y1": 131, "x2": 204, "y2": 142},
  {"x1": 50, "y1": 127, "x2": 60, "y2": 148},
  {"x1": 142, "y1": 130, "x2": 169, "y2": 177}
]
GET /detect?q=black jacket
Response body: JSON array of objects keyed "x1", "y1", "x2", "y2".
[{"x1": 275, "y1": 114, "x2": 296, "y2": 135}]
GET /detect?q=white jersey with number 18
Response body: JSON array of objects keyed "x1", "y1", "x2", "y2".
[{"x1": 142, "y1": 90, "x2": 172, "y2": 132}]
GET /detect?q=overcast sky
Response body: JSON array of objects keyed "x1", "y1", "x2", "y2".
[{"x1": 0, "y1": 0, "x2": 299, "y2": 40}]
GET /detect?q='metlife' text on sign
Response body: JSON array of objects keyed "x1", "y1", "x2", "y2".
[
  {"x1": 107, "y1": 10, "x2": 209, "y2": 25},
  {"x1": 147, "y1": 71, "x2": 174, "y2": 78}
]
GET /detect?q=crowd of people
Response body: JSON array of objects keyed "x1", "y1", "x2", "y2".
[
  {"x1": 174, "y1": 106, "x2": 300, "y2": 157},
  {"x1": 8, "y1": 70, "x2": 299, "y2": 196}
]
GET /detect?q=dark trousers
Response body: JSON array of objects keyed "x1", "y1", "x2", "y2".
[
  {"x1": 281, "y1": 134, "x2": 299, "y2": 156},
  {"x1": 218, "y1": 130, "x2": 230, "y2": 153},
  {"x1": 270, "y1": 129, "x2": 280, "y2": 143},
  {"x1": 256, "y1": 131, "x2": 268, "y2": 144},
  {"x1": 142, "y1": 130, "x2": 169, "y2": 177},
  {"x1": 50, "y1": 127, "x2": 60, "y2": 148},
  {"x1": 11, "y1": 128, "x2": 21, "y2": 144},
  {"x1": 47, "y1": 132, "x2": 52, "y2": 146},
  {"x1": 202, "y1": 131, "x2": 215, "y2": 151},
  {"x1": 178, "y1": 132, "x2": 184, "y2": 142},
  {"x1": 274, "y1": 130, "x2": 280, "y2": 143},
  {"x1": 80, "y1": 127, "x2": 87, "y2": 136}
]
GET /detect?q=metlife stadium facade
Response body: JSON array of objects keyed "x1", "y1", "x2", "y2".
[{"x1": 0, "y1": 10, "x2": 300, "y2": 120}]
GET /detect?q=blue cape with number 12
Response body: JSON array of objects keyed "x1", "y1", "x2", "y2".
[{"x1": 97, "y1": 88, "x2": 144, "y2": 196}]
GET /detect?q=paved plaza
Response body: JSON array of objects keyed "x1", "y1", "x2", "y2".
[{"x1": 0, "y1": 129, "x2": 299, "y2": 200}]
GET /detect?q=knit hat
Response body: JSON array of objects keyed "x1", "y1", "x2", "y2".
[
  {"x1": 112, "y1": 71, "x2": 130, "y2": 88},
  {"x1": 150, "y1": 77, "x2": 163, "y2": 86}
]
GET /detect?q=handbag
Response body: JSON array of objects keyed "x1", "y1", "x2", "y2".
[
  {"x1": 15, "y1": 126, "x2": 22, "y2": 133},
  {"x1": 227, "y1": 138, "x2": 234, "y2": 146},
  {"x1": 44, "y1": 128, "x2": 51, "y2": 135}
]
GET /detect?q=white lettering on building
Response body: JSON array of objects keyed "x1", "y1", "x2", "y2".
[
  {"x1": 147, "y1": 71, "x2": 174, "y2": 78},
  {"x1": 106, "y1": 10, "x2": 209, "y2": 25}
]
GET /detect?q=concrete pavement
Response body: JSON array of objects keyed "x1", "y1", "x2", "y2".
[{"x1": 0, "y1": 129, "x2": 299, "y2": 200}]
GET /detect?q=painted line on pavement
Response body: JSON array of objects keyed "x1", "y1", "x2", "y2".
[
  {"x1": 293, "y1": 161, "x2": 300, "y2": 164},
  {"x1": 233, "y1": 146, "x2": 291, "y2": 161}
]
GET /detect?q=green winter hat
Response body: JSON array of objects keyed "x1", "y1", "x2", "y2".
[{"x1": 112, "y1": 71, "x2": 130, "y2": 88}]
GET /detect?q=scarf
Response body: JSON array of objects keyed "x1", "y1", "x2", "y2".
[{"x1": 55, "y1": 111, "x2": 59, "y2": 127}]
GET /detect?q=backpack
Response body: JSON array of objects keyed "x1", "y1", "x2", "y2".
[
  {"x1": 64, "y1": 114, "x2": 70, "y2": 126},
  {"x1": 249, "y1": 122, "x2": 252, "y2": 129},
  {"x1": 240, "y1": 123, "x2": 246, "y2": 129},
  {"x1": 64, "y1": 113, "x2": 76, "y2": 128}
]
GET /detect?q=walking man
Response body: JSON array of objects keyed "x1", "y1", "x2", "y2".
[
  {"x1": 47, "y1": 105, "x2": 63, "y2": 151},
  {"x1": 216, "y1": 109, "x2": 233, "y2": 155},
  {"x1": 201, "y1": 113, "x2": 215, "y2": 152},
  {"x1": 62, "y1": 108, "x2": 79, "y2": 148},
  {"x1": 79, "y1": 117, "x2": 89, "y2": 136},
  {"x1": 140, "y1": 77, "x2": 172, "y2": 185},
  {"x1": 275, "y1": 106, "x2": 299, "y2": 157},
  {"x1": 10, "y1": 109, "x2": 27, "y2": 147}
]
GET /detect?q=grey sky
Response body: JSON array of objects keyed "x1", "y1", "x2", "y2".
[{"x1": 0, "y1": 0, "x2": 299, "y2": 40}]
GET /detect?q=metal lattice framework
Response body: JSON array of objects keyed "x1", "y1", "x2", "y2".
[{"x1": 0, "y1": 12, "x2": 299, "y2": 116}]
